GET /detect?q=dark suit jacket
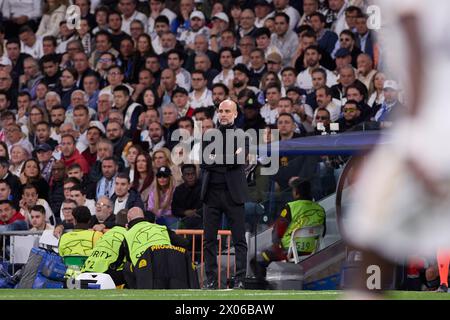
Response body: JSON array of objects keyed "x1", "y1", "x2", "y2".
[{"x1": 200, "y1": 126, "x2": 249, "y2": 205}]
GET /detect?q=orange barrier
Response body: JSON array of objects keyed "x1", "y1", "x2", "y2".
[{"x1": 175, "y1": 229, "x2": 233, "y2": 289}]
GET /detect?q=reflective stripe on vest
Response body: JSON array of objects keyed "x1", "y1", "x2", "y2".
[
  {"x1": 82, "y1": 226, "x2": 127, "y2": 273},
  {"x1": 125, "y1": 221, "x2": 171, "y2": 266},
  {"x1": 281, "y1": 200, "x2": 325, "y2": 251}
]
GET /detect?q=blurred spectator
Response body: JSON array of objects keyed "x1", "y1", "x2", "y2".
[
  {"x1": 89, "y1": 196, "x2": 115, "y2": 232},
  {"x1": 172, "y1": 87, "x2": 194, "y2": 117},
  {"x1": 373, "y1": 80, "x2": 403, "y2": 124},
  {"x1": 213, "y1": 48, "x2": 235, "y2": 88},
  {"x1": 2, "y1": 0, "x2": 42, "y2": 39},
  {"x1": 312, "y1": 107, "x2": 331, "y2": 135},
  {"x1": 260, "y1": 83, "x2": 281, "y2": 125},
  {"x1": 108, "y1": 10, "x2": 129, "y2": 51},
  {"x1": 69, "y1": 184, "x2": 96, "y2": 215},
  {"x1": 189, "y1": 70, "x2": 213, "y2": 109},
  {"x1": 29, "y1": 205, "x2": 54, "y2": 231},
  {"x1": 314, "y1": 85, "x2": 341, "y2": 122},
  {"x1": 0, "y1": 200, "x2": 28, "y2": 232},
  {"x1": 61, "y1": 134, "x2": 90, "y2": 174},
  {"x1": 96, "y1": 156, "x2": 119, "y2": 199},
  {"x1": 333, "y1": 29, "x2": 362, "y2": 68},
  {"x1": 367, "y1": 72, "x2": 385, "y2": 110},
  {"x1": 152, "y1": 148, "x2": 182, "y2": 185},
  {"x1": 336, "y1": 100, "x2": 364, "y2": 132},
  {"x1": 310, "y1": 12, "x2": 338, "y2": 56},
  {"x1": 48, "y1": 160, "x2": 65, "y2": 220},
  {"x1": 36, "y1": 0, "x2": 68, "y2": 38},
  {"x1": 118, "y1": 0, "x2": 148, "y2": 35},
  {"x1": 329, "y1": 0, "x2": 350, "y2": 35},
  {"x1": 254, "y1": 0, "x2": 273, "y2": 28},
  {"x1": 58, "y1": 199, "x2": 77, "y2": 231},
  {"x1": 36, "y1": 143, "x2": 56, "y2": 182},
  {"x1": 148, "y1": 165, "x2": 177, "y2": 228},
  {"x1": 0, "y1": 157, "x2": 22, "y2": 207},
  {"x1": 179, "y1": 10, "x2": 209, "y2": 50},
  {"x1": 147, "y1": 0, "x2": 176, "y2": 35},
  {"x1": 296, "y1": 45, "x2": 337, "y2": 91},
  {"x1": 131, "y1": 152, "x2": 154, "y2": 208},
  {"x1": 354, "y1": 13, "x2": 378, "y2": 64},
  {"x1": 90, "y1": 31, "x2": 119, "y2": 67},
  {"x1": 19, "y1": 158, "x2": 50, "y2": 200},
  {"x1": 19, "y1": 183, "x2": 54, "y2": 226},
  {"x1": 9, "y1": 145, "x2": 31, "y2": 177},
  {"x1": 356, "y1": 53, "x2": 377, "y2": 95},
  {"x1": 111, "y1": 172, "x2": 145, "y2": 214},
  {"x1": 172, "y1": 164, "x2": 202, "y2": 229},
  {"x1": 271, "y1": 12, "x2": 298, "y2": 67}
]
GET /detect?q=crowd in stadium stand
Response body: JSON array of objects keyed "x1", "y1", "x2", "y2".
[
  {"x1": 0, "y1": 0, "x2": 401, "y2": 231},
  {"x1": 0, "y1": 0, "x2": 413, "y2": 285}
]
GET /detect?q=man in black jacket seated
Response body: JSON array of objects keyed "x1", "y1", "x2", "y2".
[{"x1": 172, "y1": 164, "x2": 202, "y2": 230}]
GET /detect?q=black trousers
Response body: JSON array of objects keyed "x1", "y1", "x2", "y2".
[{"x1": 203, "y1": 187, "x2": 247, "y2": 282}]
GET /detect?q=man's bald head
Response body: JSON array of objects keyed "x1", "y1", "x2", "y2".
[
  {"x1": 218, "y1": 99, "x2": 238, "y2": 126},
  {"x1": 127, "y1": 207, "x2": 145, "y2": 222}
]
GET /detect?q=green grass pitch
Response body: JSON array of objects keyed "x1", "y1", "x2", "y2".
[{"x1": 0, "y1": 289, "x2": 450, "y2": 300}]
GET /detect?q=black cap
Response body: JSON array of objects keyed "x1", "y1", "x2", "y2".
[
  {"x1": 35, "y1": 143, "x2": 53, "y2": 152},
  {"x1": 171, "y1": 87, "x2": 189, "y2": 99},
  {"x1": 156, "y1": 166, "x2": 172, "y2": 177},
  {"x1": 335, "y1": 48, "x2": 351, "y2": 58},
  {"x1": 233, "y1": 63, "x2": 250, "y2": 78}
]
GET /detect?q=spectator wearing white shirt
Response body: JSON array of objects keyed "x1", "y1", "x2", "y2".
[
  {"x1": 2, "y1": 0, "x2": 42, "y2": 39},
  {"x1": 92, "y1": 5, "x2": 110, "y2": 35},
  {"x1": 189, "y1": 70, "x2": 213, "y2": 109},
  {"x1": 147, "y1": 0, "x2": 176, "y2": 34},
  {"x1": 254, "y1": 0, "x2": 274, "y2": 28},
  {"x1": 213, "y1": 48, "x2": 235, "y2": 88},
  {"x1": 129, "y1": 20, "x2": 146, "y2": 45},
  {"x1": 329, "y1": 0, "x2": 350, "y2": 36},
  {"x1": 118, "y1": 0, "x2": 148, "y2": 36},
  {"x1": 69, "y1": 185, "x2": 97, "y2": 216},
  {"x1": 56, "y1": 22, "x2": 79, "y2": 56},
  {"x1": 18, "y1": 26, "x2": 43, "y2": 59},
  {"x1": 260, "y1": 84, "x2": 282, "y2": 125},
  {"x1": 151, "y1": 16, "x2": 171, "y2": 55},
  {"x1": 270, "y1": 12, "x2": 299, "y2": 67},
  {"x1": 20, "y1": 184, "x2": 55, "y2": 226},
  {"x1": 209, "y1": 12, "x2": 230, "y2": 53},
  {"x1": 167, "y1": 49, "x2": 191, "y2": 92},
  {"x1": 238, "y1": 9, "x2": 258, "y2": 40},
  {"x1": 36, "y1": 0, "x2": 67, "y2": 38},
  {"x1": 280, "y1": 66, "x2": 298, "y2": 96},
  {"x1": 314, "y1": 86, "x2": 341, "y2": 122},
  {"x1": 179, "y1": 11, "x2": 210, "y2": 51},
  {"x1": 297, "y1": 0, "x2": 319, "y2": 27},
  {"x1": 255, "y1": 27, "x2": 283, "y2": 61},
  {"x1": 296, "y1": 45, "x2": 337, "y2": 91},
  {"x1": 271, "y1": 0, "x2": 300, "y2": 31}
]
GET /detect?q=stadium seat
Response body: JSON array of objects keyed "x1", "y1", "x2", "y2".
[{"x1": 286, "y1": 225, "x2": 324, "y2": 264}]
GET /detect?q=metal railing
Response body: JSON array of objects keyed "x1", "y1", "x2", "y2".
[{"x1": 175, "y1": 229, "x2": 233, "y2": 289}]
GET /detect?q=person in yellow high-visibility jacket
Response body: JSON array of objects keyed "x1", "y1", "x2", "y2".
[{"x1": 59, "y1": 206, "x2": 103, "y2": 276}]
